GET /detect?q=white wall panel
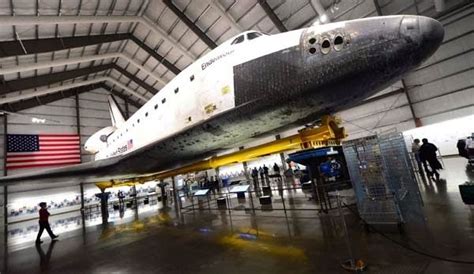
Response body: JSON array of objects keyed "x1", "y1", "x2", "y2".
[
  {"x1": 403, "y1": 5, "x2": 474, "y2": 126},
  {"x1": 414, "y1": 87, "x2": 474, "y2": 117},
  {"x1": 344, "y1": 105, "x2": 413, "y2": 133},
  {"x1": 405, "y1": 50, "x2": 474, "y2": 85},
  {"x1": 409, "y1": 69, "x2": 474, "y2": 103},
  {"x1": 442, "y1": 12, "x2": 473, "y2": 41},
  {"x1": 365, "y1": 81, "x2": 403, "y2": 99},
  {"x1": 346, "y1": 120, "x2": 415, "y2": 141},
  {"x1": 420, "y1": 105, "x2": 474, "y2": 125},
  {"x1": 2, "y1": 87, "x2": 138, "y2": 177},
  {"x1": 421, "y1": 32, "x2": 474, "y2": 68},
  {"x1": 339, "y1": 93, "x2": 408, "y2": 121}
]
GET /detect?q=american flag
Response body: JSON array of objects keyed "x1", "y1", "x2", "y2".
[{"x1": 6, "y1": 134, "x2": 81, "y2": 170}]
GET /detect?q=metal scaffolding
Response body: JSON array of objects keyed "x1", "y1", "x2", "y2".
[{"x1": 342, "y1": 132, "x2": 423, "y2": 226}]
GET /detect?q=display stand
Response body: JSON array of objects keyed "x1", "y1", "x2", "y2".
[{"x1": 193, "y1": 189, "x2": 211, "y2": 210}]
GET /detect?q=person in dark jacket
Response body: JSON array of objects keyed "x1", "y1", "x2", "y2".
[
  {"x1": 273, "y1": 163, "x2": 280, "y2": 174},
  {"x1": 251, "y1": 167, "x2": 259, "y2": 191},
  {"x1": 457, "y1": 139, "x2": 469, "y2": 159},
  {"x1": 258, "y1": 167, "x2": 265, "y2": 186},
  {"x1": 35, "y1": 202, "x2": 58, "y2": 244},
  {"x1": 263, "y1": 165, "x2": 270, "y2": 184},
  {"x1": 419, "y1": 138, "x2": 442, "y2": 180}
]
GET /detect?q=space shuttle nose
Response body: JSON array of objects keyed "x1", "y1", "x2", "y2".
[
  {"x1": 419, "y1": 16, "x2": 444, "y2": 47},
  {"x1": 400, "y1": 16, "x2": 444, "y2": 58}
]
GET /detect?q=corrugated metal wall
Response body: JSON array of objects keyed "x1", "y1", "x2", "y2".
[
  {"x1": 0, "y1": 87, "x2": 137, "y2": 176},
  {"x1": 405, "y1": 6, "x2": 474, "y2": 124},
  {"x1": 339, "y1": 4, "x2": 474, "y2": 140},
  {"x1": 0, "y1": 4, "x2": 472, "y2": 175}
]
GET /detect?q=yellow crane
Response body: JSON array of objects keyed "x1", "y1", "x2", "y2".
[{"x1": 96, "y1": 115, "x2": 346, "y2": 190}]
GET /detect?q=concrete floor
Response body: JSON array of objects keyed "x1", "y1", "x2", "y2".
[{"x1": 2, "y1": 157, "x2": 474, "y2": 273}]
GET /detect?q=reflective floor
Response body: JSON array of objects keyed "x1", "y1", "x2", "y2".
[{"x1": 1, "y1": 157, "x2": 474, "y2": 273}]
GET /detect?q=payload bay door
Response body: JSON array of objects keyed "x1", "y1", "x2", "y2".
[{"x1": 198, "y1": 65, "x2": 235, "y2": 119}]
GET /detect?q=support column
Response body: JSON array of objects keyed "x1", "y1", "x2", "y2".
[
  {"x1": 2, "y1": 114, "x2": 8, "y2": 229},
  {"x1": 80, "y1": 183, "x2": 85, "y2": 211},
  {"x1": 1, "y1": 114, "x2": 7, "y2": 273},
  {"x1": 240, "y1": 146, "x2": 250, "y2": 181},
  {"x1": 215, "y1": 167, "x2": 222, "y2": 192},
  {"x1": 132, "y1": 185, "x2": 138, "y2": 219},
  {"x1": 275, "y1": 135, "x2": 288, "y2": 170},
  {"x1": 157, "y1": 181, "x2": 167, "y2": 208},
  {"x1": 402, "y1": 79, "x2": 422, "y2": 127},
  {"x1": 171, "y1": 176, "x2": 181, "y2": 217},
  {"x1": 95, "y1": 190, "x2": 110, "y2": 224},
  {"x1": 79, "y1": 183, "x2": 86, "y2": 244},
  {"x1": 75, "y1": 92, "x2": 82, "y2": 162}
]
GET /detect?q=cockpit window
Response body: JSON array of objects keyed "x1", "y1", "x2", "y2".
[
  {"x1": 247, "y1": 32, "x2": 263, "y2": 40},
  {"x1": 231, "y1": 35, "x2": 245, "y2": 45}
]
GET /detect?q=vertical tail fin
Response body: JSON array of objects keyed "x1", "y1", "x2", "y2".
[{"x1": 107, "y1": 95, "x2": 126, "y2": 127}]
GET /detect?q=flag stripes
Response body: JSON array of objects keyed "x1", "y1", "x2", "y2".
[{"x1": 6, "y1": 134, "x2": 81, "y2": 170}]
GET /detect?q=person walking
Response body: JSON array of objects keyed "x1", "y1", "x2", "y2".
[
  {"x1": 411, "y1": 139, "x2": 424, "y2": 175},
  {"x1": 118, "y1": 190, "x2": 125, "y2": 206},
  {"x1": 273, "y1": 163, "x2": 280, "y2": 175},
  {"x1": 259, "y1": 166, "x2": 265, "y2": 186},
  {"x1": 419, "y1": 138, "x2": 443, "y2": 180},
  {"x1": 251, "y1": 167, "x2": 259, "y2": 191},
  {"x1": 263, "y1": 165, "x2": 270, "y2": 185},
  {"x1": 35, "y1": 202, "x2": 58, "y2": 244}
]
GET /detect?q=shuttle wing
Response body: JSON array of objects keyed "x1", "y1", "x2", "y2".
[{"x1": 0, "y1": 120, "x2": 226, "y2": 185}]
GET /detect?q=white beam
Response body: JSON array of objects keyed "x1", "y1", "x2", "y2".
[
  {"x1": 205, "y1": 0, "x2": 244, "y2": 33},
  {"x1": 0, "y1": 15, "x2": 197, "y2": 61},
  {"x1": 0, "y1": 76, "x2": 150, "y2": 104},
  {"x1": 310, "y1": 0, "x2": 330, "y2": 23},
  {"x1": 0, "y1": 52, "x2": 167, "y2": 86}
]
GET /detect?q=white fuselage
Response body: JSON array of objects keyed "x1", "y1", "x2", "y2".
[{"x1": 94, "y1": 29, "x2": 308, "y2": 160}]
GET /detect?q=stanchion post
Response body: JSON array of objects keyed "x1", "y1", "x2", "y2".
[
  {"x1": 171, "y1": 176, "x2": 181, "y2": 216},
  {"x1": 337, "y1": 193, "x2": 358, "y2": 271},
  {"x1": 248, "y1": 189, "x2": 255, "y2": 213},
  {"x1": 80, "y1": 183, "x2": 85, "y2": 211}
]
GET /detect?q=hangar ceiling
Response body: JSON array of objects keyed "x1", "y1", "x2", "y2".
[{"x1": 0, "y1": 0, "x2": 469, "y2": 113}]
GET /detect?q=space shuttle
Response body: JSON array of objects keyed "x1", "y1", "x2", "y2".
[{"x1": 0, "y1": 15, "x2": 444, "y2": 184}]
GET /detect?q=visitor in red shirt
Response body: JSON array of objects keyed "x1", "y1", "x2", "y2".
[{"x1": 35, "y1": 202, "x2": 58, "y2": 244}]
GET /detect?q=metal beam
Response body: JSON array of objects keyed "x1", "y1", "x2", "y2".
[
  {"x1": 2, "y1": 114, "x2": 7, "y2": 176},
  {"x1": 0, "y1": 82, "x2": 143, "y2": 112},
  {"x1": 0, "y1": 63, "x2": 112, "y2": 95},
  {"x1": 310, "y1": 0, "x2": 330, "y2": 23},
  {"x1": 128, "y1": 35, "x2": 181, "y2": 75},
  {"x1": 401, "y1": 79, "x2": 421, "y2": 127},
  {"x1": 258, "y1": 0, "x2": 287, "y2": 32},
  {"x1": 0, "y1": 77, "x2": 150, "y2": 105},
  {"x1": 100, "y1": 83, "x2": 142, "y2": 109},
  {"x1": 0, "y1": 15, "x2": 197, "y2": 61},
  {"x1": 2, "y1": 83, "x2": 102, "y2": 112},
  {"x1": 0, "y1": 33, "x2": 181, "y2": 75},
  {"x1": 112, "y1": 65, "x2": 158, "y2": 95},
  {"x1": 0, "y1": 63, "x2": 158, "y2": 96},
  {"x1": 205, "y1": 0, "x2": 243, "y2": 33},
  {"x1": 75, "y1": 92, "x2": 82, "y2": 162},
  {"x1": 124, "y1": 99, "x2": 130, "y2": 119},
  {"x1": 163, "y1": 0, "x2": 217, "y2": 49},
  {"x1": 373, "y1": 0, "x2": 383, "y2": 15},
  {"x1": 0, "y1": 51, "x2": 166, "y2": 86},
  {"x1": 0, "y1": 33, "x2": 128, "y2": 58},
  {"x1": 354, "y1": 88, "x2": 404, "y2": 107}
]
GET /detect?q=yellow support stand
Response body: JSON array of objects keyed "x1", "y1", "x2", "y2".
[{"x1": 95, "y1": 115, "x2": 346, "y2": 191}]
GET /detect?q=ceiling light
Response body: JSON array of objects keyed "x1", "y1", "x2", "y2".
[
  {"x1": 320, "y1": 14, "x2": 328, "y2": 23},
  {"x1": 32, "y1": 117, "x2": 46, "y2": 124}
]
